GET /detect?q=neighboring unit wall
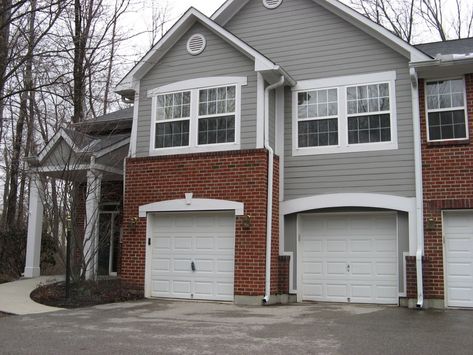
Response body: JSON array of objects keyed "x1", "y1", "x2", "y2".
[
  {"x1": 136, "y1": 23, "x2": 258, "y2": 156},
  {"x1": 407, "y1": 75, "x2": 473, "y2": 301},
  {"x1": 225, "y1": 0, "x2": 416, "y2": 199},
  {"x1": 121, "y1": 150, "x2": 282, "y2": 298}
]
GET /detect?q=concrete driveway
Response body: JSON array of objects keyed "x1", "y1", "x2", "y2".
[{"x1": 0, "y1": 300, "x2": 472, "y2": 355}]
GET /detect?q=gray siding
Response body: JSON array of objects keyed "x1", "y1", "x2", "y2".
[
  {"x1": 136, "y1": 23, "x2": 257, "y2": 156},
  {"x1": 226, "y1": 0, "x2": 416, "y2": 199}
]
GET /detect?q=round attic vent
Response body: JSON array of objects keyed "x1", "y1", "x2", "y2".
[
  {"x1": 263, "y1": 0, "x2": 283, "y2": 9},
  {"x1": 187, "y1": 34, "x2": 206, "y2": 56}
]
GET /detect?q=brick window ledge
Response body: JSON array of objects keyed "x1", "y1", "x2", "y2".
[{"x1": 426, "y1": 139, "x2": 470, "y2": 147}]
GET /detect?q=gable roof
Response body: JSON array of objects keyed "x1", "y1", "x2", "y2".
[
  {"x1": 212, "y1": 0, "x2": 431, "y2": 62},
  {"x1": 116, "y1": 7, "x2": 295, "y2": 96},
  {"x1": 34, "y1": 128, "x2": 130, "y2": 164},
  {"x1": 416, "y1": 37, "x2": 473, "y2": 57}
]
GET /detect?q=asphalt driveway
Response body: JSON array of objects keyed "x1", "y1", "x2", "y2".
[{"x1": 0, "y1": 300, "x2": 472, "y2": 354}]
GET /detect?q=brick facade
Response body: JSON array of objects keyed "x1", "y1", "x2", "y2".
[
  {"x1": 120, "y1": 149, "x2": 286, "y2": 297},
  {"x1": 408, "y1": 74, "x2": 473, "y2": 300}
]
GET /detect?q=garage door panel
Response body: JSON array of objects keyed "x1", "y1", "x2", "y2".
[
  {"x1": 216, "y1": 237, "x2": 234, "y2": 250},
  {"x1": 351, "y1": 262, "x2": 372, "y2": 276},
  {"x1": 327, "y1": 240, "x2": 348, "y2": 253},
  {"x1": 152, "y1": 258, "x2": 171, "y2": 272},
  {"x1": 150, "y1": 212, "x2": 235, "y2": 301},
  {"x1": 195, "y1": 237, "x2": 214, "y2": 250},
  {"x1": 447, "y1": 262, "x2": 472, "y2": 277},
  {"x1": 326, "y1": 284, "x2": 349, "y2": 299},
  {"x1": 301, "y1": 213, "x2": 398, "y2": 305},
  {"x1": 445, "y1": 211, "x2": 473, "y2": 308}
]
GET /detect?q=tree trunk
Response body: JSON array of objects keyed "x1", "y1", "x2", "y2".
[{"x1": 0, "y1": 0, "x2": 12, "y2": 148}]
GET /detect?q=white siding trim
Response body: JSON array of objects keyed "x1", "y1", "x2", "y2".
[
  {"x1": 129, "y1": 82, "x2": 140, "y2": 158},
  {"x1": 139, "y1": 198, "x2": 244, "y2": 217},
  {"x1": 147, "y1": 76, "x2": 247, "y2": 97},
  {"x1": 282, "y1": 193, "x2": 418, "y2": 256}
]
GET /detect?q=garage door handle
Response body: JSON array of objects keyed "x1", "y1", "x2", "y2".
[{"x1": 191, "y1": 261, "x2": 196, "y2": 272}]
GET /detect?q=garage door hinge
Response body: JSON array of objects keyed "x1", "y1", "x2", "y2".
[{"x1": 148, "y1": 238, "x2": 151, "y2": 246}]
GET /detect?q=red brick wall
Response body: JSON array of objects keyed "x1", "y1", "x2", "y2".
[
  {"x1": 413, "y1": 74, "x2": 473, "y2": 300},
  {"x1": 121, "y1": 149, "x2": 282, "y2": 297}
]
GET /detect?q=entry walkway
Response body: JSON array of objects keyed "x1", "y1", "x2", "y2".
[{"x1": 0, "y1": 276, "x2": 64, "y2": 315}]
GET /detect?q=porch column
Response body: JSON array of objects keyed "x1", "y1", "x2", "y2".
[
  {"x1": 24, "y1": 175, "x2": 44, "y2": 278},
  {"x1": 84, "y1": 169, "x2": 102, "y2": 280}
]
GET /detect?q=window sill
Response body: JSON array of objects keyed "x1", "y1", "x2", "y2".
[
  {"x1": 149, "y1": 143, "x2": 241, "y2": 156},
  {"x1": 426, "y1": 139, "x2": 470, "y2": 147},
  {"x1": 293, "y1": 141, "x2": 398, "y2": 156}
]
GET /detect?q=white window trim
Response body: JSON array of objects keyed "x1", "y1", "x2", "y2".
[
  {"x1": 149, "y1": 77, "x2": 246, "y2": 156},
  {"x1": 292, "y1": 71, "x2": 398, "y2": 156},
  {"x1": 425, "y1": 77, "x2": 469, "y2": 143}
]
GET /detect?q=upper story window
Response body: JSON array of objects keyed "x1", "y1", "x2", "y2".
[
  {"x1": 293, "y1": 71, "x2": 398, "y2": 156},
  {"x1": 425, "y1": 78, "x2": 468, "y2": 142},
  {"x1": 148, "y1": 77, "x2": 246, "y2": 155}
]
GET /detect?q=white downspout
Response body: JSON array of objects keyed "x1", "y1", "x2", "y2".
[
  {"x1": 263, "y1": 76, "x2": 285, "y2": 305},
  {"x1": 410, "y1": 67, "x2": 424, "y2": 308}
]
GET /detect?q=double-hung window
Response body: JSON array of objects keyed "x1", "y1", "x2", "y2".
[
  {"x1": 293, "y1": 71, "x2": 397, "y2": 155},
  {"x1": 297, "y1": 88, "x2": 338, "y2": 147},
  {"x1": 425, "y1": 78, "x2": 468, "y2": 142},
  {"x1": 155, "y1": 91, "x2": 191, "y2": 148},
  {"x1": 347, "y1": 83, "x2": 391, "y2": 144},
  {"x1": 149, "y1": 77, "x2": 245, "y2": 155},
  {"x1": 198, "y1": 86, "x2": 236, "y2": 145}
]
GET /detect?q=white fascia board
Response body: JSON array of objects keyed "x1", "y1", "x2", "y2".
[
  {"x1": 312, "y1": 0, "x2": 430, "y2": 62},
  {"x1": 117, "y1": 7, "x2": 277, "y2": 93},
  {"x1": 211, "y1": 0, "x2": 251, "y2": 26},
  {"x1": 139, "y1": 198, "x2": 245, "y2": 217}
]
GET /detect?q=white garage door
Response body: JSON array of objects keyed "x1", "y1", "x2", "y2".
[
  {"x1": 444, "y1": 211, "x2": 473, "y2": 308},
  {"x1": 300, "y1": 213, "x2": 398, "y2": 304},
  {"x1": 149, "y1": 212, "x2": 235, "y2": 301}
]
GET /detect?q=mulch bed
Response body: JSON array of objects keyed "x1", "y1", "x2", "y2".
[{"x1": 30, "y1": 279, "x2": 144, "y2": 308}]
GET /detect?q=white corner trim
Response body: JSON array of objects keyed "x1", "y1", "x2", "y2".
[
  {"x1": 129, "y1": 82, "x2": 140, "y2": 158},
  {"x1": 256, "y1": 73, "x2": 265, "y2": 148},
  {"x1": 147, "y1": 76, "x2": 247, "y2": 98},
  {"x1": 281, "y1": 193, "x2": 416, "y2": 215},
  {"x1": 139, "y1": 198, "x2": 244, "y2": 217}
]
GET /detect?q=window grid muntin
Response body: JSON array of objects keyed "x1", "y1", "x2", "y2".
[
  {"x1": 297, "y1": 88, "x2": 338, "y2": 120},
  {"x1": 198, "y1": 85, "x2": 236, "y2": 118},
  {"x1": 347, "y1": 83, "x2": 390, "y2": 116},
  {"x1": 156, "y1": 91, "x2": 191, "y2": 121},
  {"x1": 298, "y1": 118, "x2": 338, "y2": 148},
  {"x1": 198, "y1": 116, "x2": 235, "y2": 145},
  {"x1": 155, "y1": 120, "x2": 190, "y2": 149},
  {"x1": 348, "y1": 114, "x2": 391, "y2": 144},
  {"x1": 426, "y1": 79, "x2": 465, "y2": 111},
  {"x1": 426, "y1": 78, "x2": 468, "y2": 142}
]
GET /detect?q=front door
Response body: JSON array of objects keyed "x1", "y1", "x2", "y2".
[{"x1": 98, "y1": 210, "x2": 121, "y2": 276}]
